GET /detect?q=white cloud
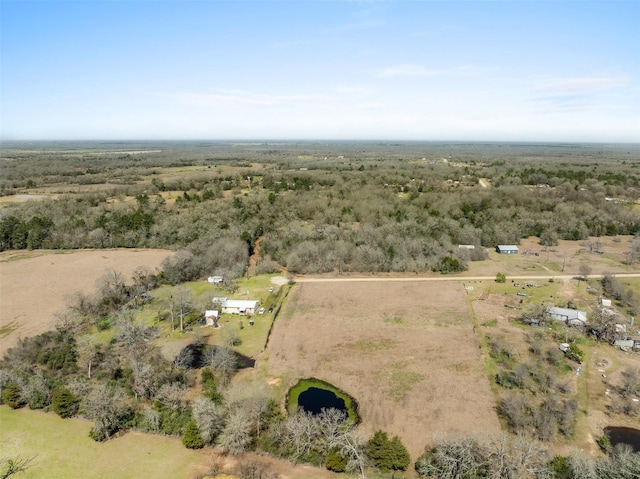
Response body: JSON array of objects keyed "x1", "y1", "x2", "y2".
[{"x1": 528, "y1": 76, "x2": 631, "y2": 113}]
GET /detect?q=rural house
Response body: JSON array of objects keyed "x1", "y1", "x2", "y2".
[
  {"x1": 547, "y1": 306, "x2": 587, "y2": 327},
  {"x1": 218, "y1": 299, "x2": 260, "y2": 315},
  {"x1": 496, "y1": 245, "x2": 519, "y2": 254}
]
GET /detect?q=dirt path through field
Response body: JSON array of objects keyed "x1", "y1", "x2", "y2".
[
  {"x1": 0, "y1": 249, "x2": 172, "y2": 354},
  {"x1": 247, "y1": 236, "x2": 263, "y2": 277}
]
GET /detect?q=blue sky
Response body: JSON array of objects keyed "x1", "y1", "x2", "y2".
[{"x1": 1, "y1": 0, "x2": 639, "y2": 142}]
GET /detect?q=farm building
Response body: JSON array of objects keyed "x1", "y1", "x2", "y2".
[
  {"x1": 204, "y1": 310, "x2": 219, "y2": 327},
  {"x1": 600, "y1": 298, "x2": 612, "y2": 308},
  {"x1": 613, "y1": 339, "x2": 634, "y2": 350},
  {"x1": 496, "y1": 245, "x2": 519, "y2": 254},
  {"x1": 219, "y1": 299, "x2": 260, "y2": 315},
  {"x1": 547, "y1": 306, "x2": 587, "y2": 327}
]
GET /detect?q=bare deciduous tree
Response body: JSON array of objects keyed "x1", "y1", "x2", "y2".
[
  {"x1": 619, "y1": 367, "x2": 640, "y2": 399},
  {"x1": 155, "y1": 383, "x2": 187, "y2": 412},
  {"x1": 191, "y1": 397, "x2": 224, "y2": 444},
  {"x1": 484, "y1": 433, "x2": 550, "y2": 479},
  {"x1": 415, "y1": 435, "x2": 486, "y2": 479},
  {"x1": 95, "y1": 268, "x2": 129, "y2": 313},
  {"x1": 83, "y1": 384, "x2": 129, "y2": 441},
  {"x1": 595, "y1": 443, "x2": 640, "y2": 478},
  {"x1": 0, "y1": 455, "x2": 35, "y2": 479},
  {"x1": 168, "y1": 286, "x2": 193, "y2": 333},
  {"x1": 578, "y1": 264, "x2": 592, "y2": 280},
  {"x1": 217, "y1": 408, "x2": 253, "y2": 455},
  {"x1": 328, "y1": 422, "x2": 367, "y2": 479},
  {"x1": 206, "y1": 346, "x2": 237, "y2": 386}
]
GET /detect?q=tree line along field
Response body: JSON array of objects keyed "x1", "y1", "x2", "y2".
[{"x1": 1, "y1": 141, "x2": 640, "y2": 479}]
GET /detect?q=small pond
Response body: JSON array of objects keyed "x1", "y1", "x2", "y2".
[
  {"x1": 605, "y1": 426, "x2": 640, "y2": 453},
  {"x1": 287, "y1": 378, "x2": 359, "y2": 423},
  {"x1": 298, "y1": 387, "x2": 347, "y2": 415}
]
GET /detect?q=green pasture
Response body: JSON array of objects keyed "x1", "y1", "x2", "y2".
[
  {"x1": 120, "y1": 275, "x2": 290, "y2": 358},
  {"x1": 0, "y1": 407, "x2": 206, "y2": 479}
]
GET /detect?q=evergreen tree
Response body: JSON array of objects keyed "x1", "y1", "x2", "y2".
[
  {"x1": 366, "y1": 430, "x2": 411, "y2": 472},
  {"x1": 390, "y1": 435, "x2": 411, "y2": 471},
  {"x1": 1, "y1": 383, "x2": 24, "y2": 409},
  {"x1": 182, "y1": 420, "x2": 205, "y2": 449},
  {"x1": 325, "y1": 446, "x2": 348, "y2": 472},
  {"x1": 51, "y1": 387, "x2": 80, "y2": 418}
]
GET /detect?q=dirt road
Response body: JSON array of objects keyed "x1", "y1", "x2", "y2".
[{"x1": 294, "y1": 273, "x2": 640, "y2": 283}]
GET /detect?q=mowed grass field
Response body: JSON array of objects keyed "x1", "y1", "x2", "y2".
[
  {"x1": 265, "y1": 280, "x2": 502, "y2": 459},
  {"x1": 0, "y1": 407, "x2": 210, "y2": 479}
]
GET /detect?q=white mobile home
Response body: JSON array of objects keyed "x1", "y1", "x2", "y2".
[
  {"x1": 547, "y1": 306, "x2": 587, "y2": 326},
  {"x1": 220, "y1": 299, "x2": 259, "y2": 315},
  {"x1": 496, "y1": 245, "x2": 519, "y2": 254}
]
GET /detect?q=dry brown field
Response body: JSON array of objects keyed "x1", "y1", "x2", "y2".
[
  {"x1": 0, "y1": 249, "x2": 172, "y2": 354},
  {"x1": 466, "y1": 235, "x2": 638, "y2": 278},
  {"x1": 265, "y1": 280, "x2": 502, "y2": 459}
]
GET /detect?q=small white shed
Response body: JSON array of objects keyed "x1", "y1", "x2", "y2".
[
  {"x1": 600, "y1": 298, "x2": 612, "y2": 308},
  {"x1": 205, "y1": 310, "x2": 219, "y2": 327}
]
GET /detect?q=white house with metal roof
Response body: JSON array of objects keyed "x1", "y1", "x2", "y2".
[
  {"x1": 219, "y1": 299, "x2": 260, "y2": 315},
  {"x1": 547, "y1": 306, "x2": 587, "y2": 326},
  {"x1": 496, "y1": 245, "x2": 519, "y2": 254}
]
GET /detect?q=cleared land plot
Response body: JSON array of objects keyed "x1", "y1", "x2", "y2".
[
  {"x1": 0, "y1": 249, "x2": 172, "y2": 354},
  {"x1": 266, "y1": 281, "x2": 502, "y2": 459},
  {"x1": 467, "y1": 235, "x2": 637, "y2": 278}
]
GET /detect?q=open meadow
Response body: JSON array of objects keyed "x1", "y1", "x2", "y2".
[
  {"x1": 265, "y1": 280, "x2": 502, "y2": 459},
  {"x1": 0, "y1": 406, "x2": 209, "y2": 479},
  {"x1": 0, "y1": 249, "x2": 172, "y2": 354}
]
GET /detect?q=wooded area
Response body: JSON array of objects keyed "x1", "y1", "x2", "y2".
[{"x1": 1, "y1": 142, "x2": 639, "y2": 278}]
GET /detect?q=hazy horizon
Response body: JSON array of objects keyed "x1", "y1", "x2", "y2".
[{"x1": 2, "y1": 0, "x2": 639, "y2": 143}]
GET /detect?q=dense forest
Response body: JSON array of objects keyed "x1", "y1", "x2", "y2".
[
  {"x1": 1, "y1": 142, "x2": 640, "y2": 280},
  {"x1": 1, "y1": 141, "x2": 640, "y2": 479}
]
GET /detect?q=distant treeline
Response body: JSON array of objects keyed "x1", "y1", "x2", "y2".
[{"x1": 1, "y1": 142, "x2": 639, "y2": 277}]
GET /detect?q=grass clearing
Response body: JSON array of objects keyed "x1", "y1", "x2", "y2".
[{"x1": 0, "y1": 407, "x2": 208, "y2": 479}]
